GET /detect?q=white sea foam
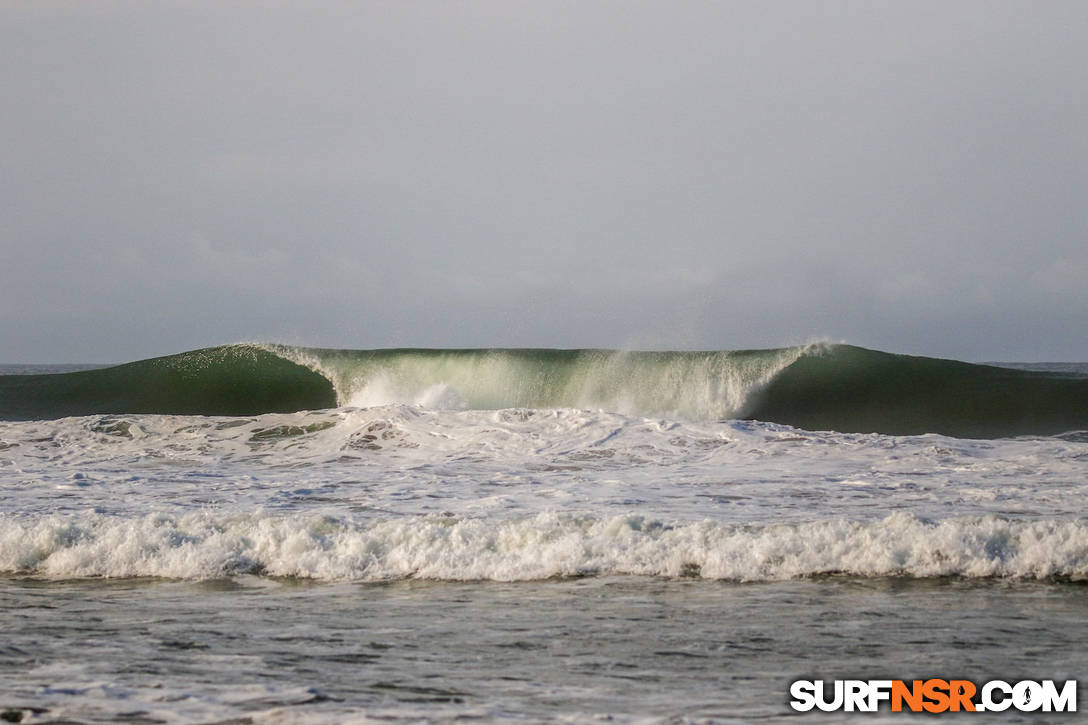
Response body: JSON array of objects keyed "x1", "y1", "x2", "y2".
[
  {"x1": 3, "y1": 510, "x2": 1087, "y2": 581},
  {"x1": 2, "y1": 406, "x2": 1087, "y2": 529}
]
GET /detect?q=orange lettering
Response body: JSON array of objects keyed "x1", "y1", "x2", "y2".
[
  {"x1": 922, "y1": 679, "x2": 951, "y2": 713},
  {"x1": 948, "y1": 680, "x2": 976, "y2": 712},
  {"x1": 892, "y1": 680, "x2": 924, "y2": 712}
]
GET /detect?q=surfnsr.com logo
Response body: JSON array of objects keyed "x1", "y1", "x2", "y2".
[{"x1": 789, "y1": 679, "x2": 1077, "y2": 713}]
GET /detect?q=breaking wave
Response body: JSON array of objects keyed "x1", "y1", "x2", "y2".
[
  {"x1": 2, "y1": 343, "x2": 1087, "y2": 437},
  {"x1": 3, "y1": 511, "x2": 1088, "y2": 582}
]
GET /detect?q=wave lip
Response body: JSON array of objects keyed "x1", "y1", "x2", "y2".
[{"x1": 4, "y1": 511, "x2": 1087, "y2": 582}]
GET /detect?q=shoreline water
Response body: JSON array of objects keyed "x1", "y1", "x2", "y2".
[{"x1": 3, "y1": 575, "x2": 1085, "y2": 723}]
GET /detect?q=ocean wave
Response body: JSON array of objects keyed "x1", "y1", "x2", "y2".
[
  {"x1": 2, "y1": 343, "x2": 1086, "y2": 438},
  {"x1": 3, "y1": 511, "x2": 1087, "y2": 582},
  {"x1": 0, "y1": 344, "x2": 335, "y2": 420}
]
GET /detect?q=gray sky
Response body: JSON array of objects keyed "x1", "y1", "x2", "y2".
[{"x1": 2, "y1": 0, "x2": 1086, "y2": 362}]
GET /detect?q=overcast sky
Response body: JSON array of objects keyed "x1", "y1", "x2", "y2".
[{"x1": 2, "y1": 1, "x2": 1086, "y2": 362}]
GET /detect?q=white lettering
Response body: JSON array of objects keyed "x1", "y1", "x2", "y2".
[
  {"x1": 789, "y1": 680, "x2": 817, "y2": 712},
  {"x1": 1041, "y1": 680, "x2": 1077, "y2": 712},
  {"x1": 982, "y1": 680, "x2": 1012, "y2": 712}
]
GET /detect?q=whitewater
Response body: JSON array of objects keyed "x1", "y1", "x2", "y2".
[{"x1": 1, "y1": 344, "x2": 1087, "y2": 723}]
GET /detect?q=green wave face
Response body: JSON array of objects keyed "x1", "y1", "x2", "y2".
[
  {"x1": 0, "y1": 345, "x2": 337, "y2": 420},
  {"x1": 746, "y1": 345, "x2": 1088, "y2": 438},
  {"x1": 2, "y1": 343, "x2": 1087, "y2": 438}
]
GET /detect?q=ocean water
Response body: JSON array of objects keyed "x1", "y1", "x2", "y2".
[{"x1": 1, "y1": 345, "x2": 1087, "y2": 723}]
